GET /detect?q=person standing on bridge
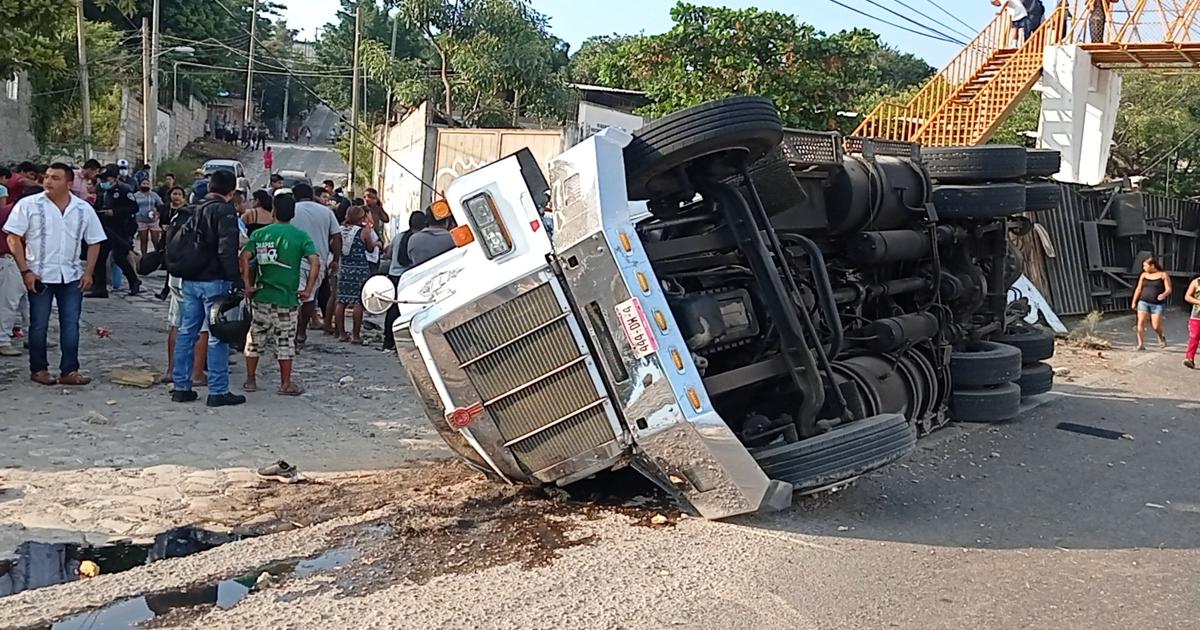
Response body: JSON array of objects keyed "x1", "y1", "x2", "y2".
[
  {"x1": 993, "y1": 0, "x2": 1029, "y2": 44},
  {"x1": 1089, "y1": 0, "x2": 1117, "y2": 43}
]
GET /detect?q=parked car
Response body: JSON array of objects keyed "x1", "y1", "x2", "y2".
[
  {"x1": 276, "y1": 169, "x2": 310, "y2": 189},
  {"x1": 202, "y1": 159, "x2": 251, "y2": 193}
]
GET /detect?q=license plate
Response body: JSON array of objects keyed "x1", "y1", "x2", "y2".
[{"x1": 615, "y1": 297, "x2": 658, "y2": 359}]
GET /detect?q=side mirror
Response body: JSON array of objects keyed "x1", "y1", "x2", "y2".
[{"x1": 362, "y1": 275, "x2": 398, "y2": 315}]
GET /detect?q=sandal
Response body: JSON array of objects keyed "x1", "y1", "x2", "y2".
[
  {"x1": 243, "y1": 381, "x2": 258, "y2": 393},
  {"x1": 350, "y1": 338, "x2": 364, "y2": 346},
  {"x1": 339, "y1": 335, "x2": 351, "y2": 343},
  {"x1": 59, "y1": 372, "x2": 92, "y2": 386},
  {"x1": 277, "y1": 382, "x2": 305, "y2": 396},
  {"x1": 31, "y1": 371, "x2": 57, "y2": 386}
]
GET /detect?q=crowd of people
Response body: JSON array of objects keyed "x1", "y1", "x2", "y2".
[
  {"x1": 207, "y1": 119, "x2": 272, "y2": 151},
  {"x1": 0, "y1": 155, "x2": 456, "y2": 407}
]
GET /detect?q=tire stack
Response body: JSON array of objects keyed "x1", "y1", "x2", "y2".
[
  {"x1": 948, "y1": 341, "x2": 1023, "y2": 423},
  {"x1": 992, "y1": 325, "x2": 1056, "y2": 398},
  {"x1": 947, "y1": 325, "x2": 1058, "y2": 423},
  {"x1": 924, "y1": 146, "x2": 1063, "y2": 221}
]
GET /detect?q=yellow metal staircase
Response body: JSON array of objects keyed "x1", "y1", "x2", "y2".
[{"x1": 855, "y1": 4, "x2": 1070, "y2": 146}]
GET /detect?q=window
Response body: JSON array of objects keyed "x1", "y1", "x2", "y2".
[{"x1": 4, "y1": 78, "x2": 17, "y2": 101}]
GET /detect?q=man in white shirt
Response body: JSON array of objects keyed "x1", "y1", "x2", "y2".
[
  {"x1": 3, "y1": 163, "x2": 107, "y2": 385},
  {"x1": 993, "y1": 0, "x2": 1030, "y2": 43}
]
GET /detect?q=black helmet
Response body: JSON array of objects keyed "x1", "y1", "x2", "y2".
[{"x1": 209, "y1": 291, "x2": 250, "y2": 350}]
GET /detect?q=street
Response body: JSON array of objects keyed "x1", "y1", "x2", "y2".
[
  {"x1": 251, "y1": 105, "x2": 348, "y2": 190},
  {"x1": 4, "y1": 297, "x2": 1200, "y2": 628},
  {"x1": 3, "y1": 123, "x2": 1200, "y2": 628}
]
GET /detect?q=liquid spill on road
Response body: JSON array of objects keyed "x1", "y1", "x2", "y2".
[
  {"x1": 46, "y1": 548, "x2": 359, "y2": 629},
  {"x1": 0, "y1": 526, "x2": 247, "y2": 597}
]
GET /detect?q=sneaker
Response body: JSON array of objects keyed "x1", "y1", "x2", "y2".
[
  {"x1": 1186, "y1": 359, "x2": 1195, "y2": 370},
  {"x1": 257, "y1": 460, "x2": 299, "y2": 482},
  {"x1": 0, "y1": 345, "x2": 20, "y2": 357},
  {"x1": 206, "y1": 392, "x2": 247, "y2": 407},
  {"x1": 172, "y1": 390, "x2": 199, "y2": 403}
]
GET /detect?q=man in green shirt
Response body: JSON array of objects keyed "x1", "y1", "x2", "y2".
[{"x1": 240, "y1": 193, "x2": 320, "y2": 395}]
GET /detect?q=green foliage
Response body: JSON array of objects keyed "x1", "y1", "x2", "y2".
[
  {"x1": 568, "y1": 35, "x2": 641, "y2": 86},
  {"x1": 1109, "y1": 72, "x2": 1200, "y2": 198},
  {"x1": 315, "y1": 0, "x2": 423, "y2": 116},
  {"x1": 335, "y1": 130, "x2": 375, "y2": 190},
  {"x1": 989, "y1": 93, "x2": 1040, "y2": 147},
  {"x1": 0, "y1": 0, "x2": 77, "y2": 79},
  {"x1": 30, "y1": 19, "x2": 133, "y2": 148},
  {"x1": 392, "y1": 0, "x2": 570, "y2": 126},
  {"x1": 597, "y1": 2, "x2": 932, "y2": 132}
]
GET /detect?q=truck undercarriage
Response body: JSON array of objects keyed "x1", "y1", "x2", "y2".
[{"x1": 370, "y1": 96, "x2": 1060, "y2": 519}]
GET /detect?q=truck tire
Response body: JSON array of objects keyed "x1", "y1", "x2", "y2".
[
  {"x1": 1026, "y1": 182, "x2": 1062, "y2": 211},
  {"x1": 950, "y1": 340, "x2": 1022, "y2": 388},
  {"x1": 625, "y1": 96, "x2": 783, "y2": 201},
  {"x1": 1026, "y1": 148, "x2": 1062, "y2": 177},
  {"x1": 933, "y1": 183, "x2": 1027, "y2": 220},
  {"x1": 923, "y1": 146, "x2": 1027, "y2": 182},
  {"x1": 992, "y1": 325, "x2": 1055, "y2": 362},
  {"x1": 1016, "y1": 361, "x2": 1054, "y2": 397},
  {"x1": 951, "y1": 382, "x2": 1022, "y2": 423},
  {"x1": 752, "y1": 413, "x2": 916, "y2": 492}
]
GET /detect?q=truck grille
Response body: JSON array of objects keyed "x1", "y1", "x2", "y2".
[{"x1": 443, "y1": 282, "x2": 616, "y2": 473}]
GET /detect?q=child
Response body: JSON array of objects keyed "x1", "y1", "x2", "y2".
[{"x1": 1184, "y1": 276, "x2": 1200, "y2": 369}]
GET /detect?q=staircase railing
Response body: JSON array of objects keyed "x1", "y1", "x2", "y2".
[
  {"x1": 853, "y1": 9, "x2": 1016, "y2": 141},
  {"x1": 912, "y1": 3, "x2": 1070, "y2": 146}
]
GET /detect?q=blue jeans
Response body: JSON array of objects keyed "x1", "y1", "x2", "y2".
[
  {"x1": 1137, "y1": 300, "x2": 1167, "y2": 315},
  {"x1": 28, "y1": 280, "x2": 83, "y2": 375},
  {"x1": 174, "y1": 279, "x2": 233, "y2": 394}
]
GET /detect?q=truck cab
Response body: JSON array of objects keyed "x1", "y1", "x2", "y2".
[{"x1": 366, "y1": 97, "x2": 1055, "y2": 519}]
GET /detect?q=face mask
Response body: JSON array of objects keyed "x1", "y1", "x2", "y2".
[{"x1": 99, "y1": 181, "x2": 114, "y2": 190}]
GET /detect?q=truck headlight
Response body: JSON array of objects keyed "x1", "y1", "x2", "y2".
[{"x1": 464, "y1": 193, "x2": 512, "y2": 259}]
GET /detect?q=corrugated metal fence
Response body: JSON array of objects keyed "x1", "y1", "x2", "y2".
[{"x1": 1034, "y1": 184, "x2": 1200, "y2": 316}]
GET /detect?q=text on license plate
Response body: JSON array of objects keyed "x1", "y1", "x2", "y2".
[{"x1": 615, "y1": 297, "x2": 658, "y2": 359}]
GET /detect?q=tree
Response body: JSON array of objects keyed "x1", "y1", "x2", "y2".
[
  {"x1": 392, "y1": 0, "x2": 569, "y2": 126},
  {"x1": 600, "y1": 2, "x2": 930, "y2": 132},
  {"x1": 567, "y1": 34, "x2": 641, "y2": 86},
  {"x1": 0, "y1": 0, "x2": 78, "y2": 79},
  {"x1": 1108, "y1": 72, "x2": 1200, "y2": 198},
  {"x1": 314, "y1": 0, "x2": 422, "y2": 117}
]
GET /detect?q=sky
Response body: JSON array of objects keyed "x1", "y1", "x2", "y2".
[{"x1": 283, "y1": 0, "x2": 1002, "y2": 67}]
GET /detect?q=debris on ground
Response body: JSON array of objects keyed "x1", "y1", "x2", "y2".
[
  {"x1": 111, "y1": 368, "x2": 162, "y2": 388},
  {"x1": 83, "y1": 411, "x2": 112, "y2": 425}
]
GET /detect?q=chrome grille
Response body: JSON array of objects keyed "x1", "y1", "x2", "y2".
[{"x1": 442, "y1": 281, "x2": 617, "y2": 473}]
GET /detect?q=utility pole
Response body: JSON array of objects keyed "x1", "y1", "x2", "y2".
[
  {"x1": 142, "y1": 17, "x2": 152, "y2": 171},
  {"x1": 244, "y1": 0, "x2": 258, "y2": 125},
  {"x1": 76, "y1": 0, "x2": 92, "y2": 159},
  {"x1": 148, "y1": 0, "x2": 161, "y2": 180},
  {"x1": 349, "y1": 1, "x2": 363, "y2": 194},
  {"x1": 380, "y1": 11, "x2": 399, "y2": 188},
  {"x1": 281, "y1": 75, "x2": 291, "y2": 142}
]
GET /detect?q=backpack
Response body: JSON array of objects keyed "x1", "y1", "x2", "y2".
[{"x1": 164, "y1": 200, "x2": 216, "y2": 279}]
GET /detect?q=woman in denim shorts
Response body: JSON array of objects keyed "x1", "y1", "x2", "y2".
[{"x1": 1132, "y1": 257, "x2": 1172, "y2": 350}]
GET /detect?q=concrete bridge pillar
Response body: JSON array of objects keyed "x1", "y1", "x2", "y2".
[{"x1": 1038, "y1": 45, "x2": 1122, "y2": 185}]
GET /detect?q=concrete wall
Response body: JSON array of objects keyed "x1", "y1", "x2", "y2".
[
  {"x1": 97, "y1": 87, "x2": 207, "y2": 166},
  {"x1": 380, "y1": 102, "x2": 436, "y2": 231},
  {"x1": 0, "y1": 74, "x2": 39, "y2": 161}
]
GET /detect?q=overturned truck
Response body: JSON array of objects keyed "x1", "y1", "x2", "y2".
[{"x1": 365, "y1": 97, "x2": 1060, "y2": 519}]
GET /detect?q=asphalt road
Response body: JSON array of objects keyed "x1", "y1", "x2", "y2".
[
  {"x1": 6, "y1": 315, "x2": 1200, "y2": 629},
  {"x1": 249, "y1": 105, "x2": 348, "y2": 190}
]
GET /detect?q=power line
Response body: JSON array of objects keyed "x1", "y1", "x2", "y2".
[
  {"x1": 822, "y1": 0, "x2": 964, "y2": 45},
  {"x1": 920, "y1": 0, "x2": 978, "y2": 35},
  {"x1": 856, "y1": 0, "x2": 968, "y2": 46},
  {"x1": 209, "y1": 0, "x2": 437, "y2": 195},
  {"x1": 884, "y1": 0, "x2": 976, "y2": 41}
]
